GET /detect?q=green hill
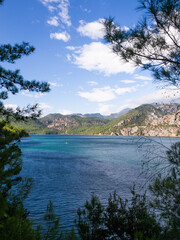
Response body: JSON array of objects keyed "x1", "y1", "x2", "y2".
[{"x1": 9, "y1": 103, "x2": 180, "y2": 137}]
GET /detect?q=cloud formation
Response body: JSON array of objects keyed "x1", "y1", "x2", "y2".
[
  {"x1": 120, "y1": 80, "x2": 136, "y2": 84},
  {"x1": 47, "y1": 16, "x2": 59, "y2": 26},
  {"x1": 21, "y1": 91, "x2": 46, "y2": 98},
  {"x1": 78, "y1": 86, "x2": 116, "y2": 102},
  {"x1": 130, "y1": 87, "x2": 180, "y2": 106},
  {"x1": 69, "y1": 42, "x2": 135, "y2": 76},
  {"x1": 50, "y1": 31, "x2": 70, "y2": 41},
  {"x1": 59, "y1": 109, "x2": 73, "y2": 115},
  {"x1": 134, "y1": 74, "x2": 153, "y2": 81},
  {"x1": 40, "y1": 0, "x2": 71, "y2": 26},
  {"x1": 78, "y1": 86, "x2": 136, "y2": 103},
  {"x1": 58, "y1": 0, "x2": 71, "y2": 26},
  {"x1": 39, "y1": 102, "x2": 53, "y2": 110},
  {"x1": 48, "y1": 81, "x2": 63, "y2": 87},
  {"x1": 4, "y1": 104, "x2": 18, "y2": 111},
  {"x1": 88, "y1": 81, "x2": 98, "y2": 86},
  {"x1": 116, "y1": 87, "x2": 180, "y2": 113},
  {"x1": 77, "y1": 19, "x2": 105, "y2": 40},
  {"x1": 98, "y1": 103, "x2": 113, "y2": 115}
]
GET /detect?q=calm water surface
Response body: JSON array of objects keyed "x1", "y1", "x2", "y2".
[{"x1": 20, "y1": 135, "x2": 179, "y2": 229}]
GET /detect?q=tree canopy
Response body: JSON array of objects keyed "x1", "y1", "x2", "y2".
[
  {"x1": 0, "y1": 0, "x2": 50, "y2": 119},
  {"x1": 0, "y1": 0, "x2": 51, "y2": 238},
  {"x1": 104, "y1": 0, "x2": 180, "y2": 86}
]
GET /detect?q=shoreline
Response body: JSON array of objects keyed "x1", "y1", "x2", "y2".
[{"x1": 29, "y1": 133, "x2": 180, "y2": 139}]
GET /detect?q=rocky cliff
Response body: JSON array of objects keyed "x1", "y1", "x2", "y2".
[
  {"x1": 101, "y1": 104, "x2": 180, "y2": 137},
  {"x1": 40, "y1": 114, "x2": 110, "y2": 133},
  {"x1": 11, "y1": 103, "x2": 180, "y2": 137}
]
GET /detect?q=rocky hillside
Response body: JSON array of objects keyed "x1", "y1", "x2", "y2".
[
  {"x1": 12, "y1": 114, "x2": 110, "y2": 134},
  {"x1": 40, "y1": 114, "x2": 110, "y2": 134},
  {"x1": 11, "y1": 103, "x2": 180, "y2": 137},
  {"x1": 97, "y1": 104, "x2": 180, "y2": 137}
]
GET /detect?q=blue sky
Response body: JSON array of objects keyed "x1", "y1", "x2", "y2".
[{"x1": 1, "y1": 0, "x2": 179, "y2": 116}]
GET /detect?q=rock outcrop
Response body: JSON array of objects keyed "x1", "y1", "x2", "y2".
[{"x1": 102, "y1": 104, "x2": 180, "y2": 137}]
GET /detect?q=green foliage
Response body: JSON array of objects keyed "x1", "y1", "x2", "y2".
[
  {"x1": 62, "y1": 229, "x2": 78, "y2": 240},
  {"x1": 0, "y1": 1, "x2": 51, "y2": 238},
  {"x1": 77, "y1": 190, "x2": 161, "y2": 240},
  {"x1": 77, "y1": 194, "x2": 106, "y2": 240},
  {"x1": 1, "y1": 121, "x2": 29, "y2": 137},
  {"x1": 0, "y1": 204, "x2": 41, "y2": 240},
  {"x1": 0, "y1": 120, "x2": 40, "y2": 240},
  {"x1": 108, "y1": 190, "x2": 162, "y2": 240},
  {"x1": 77, "y1": 142, "x2": 180, "y2": 240},
  {"x1": 9, "y1": 103, "x2": 179, "y2": 136},
  {"x1": 43, "y1": 200, "x2": 61, "y2": 240},
  {"x1": 10, "y1": 114, "x2": 110, "y2": 135},
  {"x1": 104, "y1": 0, "x2": 180, "y2": 86},
  {"x1": 0, "y1": 42, "x2": 50, "y2": 100},
  {"x1": 149, "y1": 142, "x2": 180, "y2": 239},
  {"x1": 41, "y1": 200, "x2": 78, "y2": 240}
]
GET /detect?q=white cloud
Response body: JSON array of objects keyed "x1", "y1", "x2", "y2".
[
  {"x1": 115, "y1": 87, "x2": 136, "y2": 95},
  {"x1": 80, "y1": 5, "x2": 91, "y2": 13},
  {"x1": 59, "y1": 109, "x2": 73, "y2": 115},
  {"x1": 47, "y1": 16, "x2": 59, "y2": 26},
  {"x1": 4, "y1": 104, "x2": 18, "y2": 111},
  {"x1": 121, "y1": 26, "x2": 129, "y2": 31},
  {"x1": 58, "y1": 0, "x2": 71, "y2": 26},
  {"x1": 48, "y1": 5, "x2": 57, "y2": 12},
  {"x1": 120, "y1": 87, "x2": 180, "y2": 110},
  {"x1": 96, "y1": 87, "x2": 180, "y2": 115},
  {"x1": 48, "y1": 81, "x2": 63, "y2": 87},
  {"x1": 115, "y1": 105, "x2": 131, "y2": 113},
  {"x1": 49, "y1": 81, "x2": 57, "y2": 86},
  {"x1": 78, "y1": 86, "x2": 116, "y2": 102},
  {"x1": 40, "y1": 0, "x2": 71, "y2": 26},
  {"x1": 134, "y1": 74, "x2": 153, "y2": 81},
  {"x1": 77, "y1": 19, "x2": 105, "y2": 40},
  {"x1": 39, "y1": 102, "x2": 53, "y2": 110},
  {"x1": 40, "y1": 0, "x2": 60, "y2": 8},
  {"x1": 98, "y1": 103, "x2": 113, "y2": 115},
  {"x1": 70, "y1": 42, "x2": 135, "y2": 76},
  {"x1": 66, "y1": 46, "x2": 78, "y2": 50},
  {"x1": 66, "y1": 54, "x2": 71, "y2": 61},
  {"x1": 120, "y1": 80, "x2": 136, "y2": 84},
  {"x1": 78, "y1": 86, "x2": 136, "y2": 103},
  {"x1": 21, "y1": 91, "x2": 46, "y2": 98},
  {"x1": 37, "y1": 102, "x2": 53, "y2": 116},
  {"x1": 50, "y1": 31, "x2": 70, "y2": 41},
  {"x1": 88, "y1": 81, "x2": 98, "y2": 86}
]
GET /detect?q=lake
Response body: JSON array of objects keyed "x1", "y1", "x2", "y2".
[{"x1": 20, "y1": 135, "x2": 179, "y2": 230}]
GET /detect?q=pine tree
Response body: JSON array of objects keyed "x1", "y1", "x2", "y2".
[
  {"x1": 104, "y1": 0, "x2": 180, "y2": 86},
  {"x1": 0, "y1": 1, "x2": 50, "y2": 238}
]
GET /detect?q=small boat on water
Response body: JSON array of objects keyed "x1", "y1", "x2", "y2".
[{"x1": 65, "y1": 142, "x2": 69, "y2": 144}]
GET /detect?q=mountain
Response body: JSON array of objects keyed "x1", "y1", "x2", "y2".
[
  {"x1": 95, "y1": 103, "x2": 180, "y2": 137},
  {"x1": 84, "y1": 113, "x2": 105, "y2": 118},
  {"x1": 106, "y1": 108, "x2": 131, "y2": 119},
  {"x1": 11, "y1": 103, "x2": 180, "y2": 137},
  {"x1": 13, "y1": 114, "x2": 110, "y2": 135}
]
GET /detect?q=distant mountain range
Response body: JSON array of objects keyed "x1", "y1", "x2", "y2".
[
  {"x1": 13, "y1": 103, "x2": 180, "y2": 137},
  {"x1": 59, "y1": 108, "x2": 131, "y2": 119}
]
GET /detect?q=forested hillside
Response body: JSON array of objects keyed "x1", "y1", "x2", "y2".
[{"x1": 11, "y1": 103, "x2": 180, "y2": 137}]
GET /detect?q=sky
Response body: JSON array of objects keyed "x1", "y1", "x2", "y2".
[{"x1": 1, "y1": 0, "x2": 179, "y2": 116}]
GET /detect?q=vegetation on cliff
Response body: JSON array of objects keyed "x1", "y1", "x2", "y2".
[{"x1": 10, "y1": 103, "x2": 180, "y2": 137}]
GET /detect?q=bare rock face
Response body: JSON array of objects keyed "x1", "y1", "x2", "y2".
[
  {"x1": 47, "y1": 117, "x2": 79, "y2": 130},
  {"x1": 44, "y1": 115, "x2": 108, "y2": 131},
  {"x1": 38, "y1": 103, "x2": 179, "y2": 137},
  {"x1": 105, "y1": 104, "x2": 180, "y2": 137}
]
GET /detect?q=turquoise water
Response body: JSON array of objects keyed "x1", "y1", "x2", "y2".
[{"x1": 20, "y1": 135, "x2": 179, "y2": 229}]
